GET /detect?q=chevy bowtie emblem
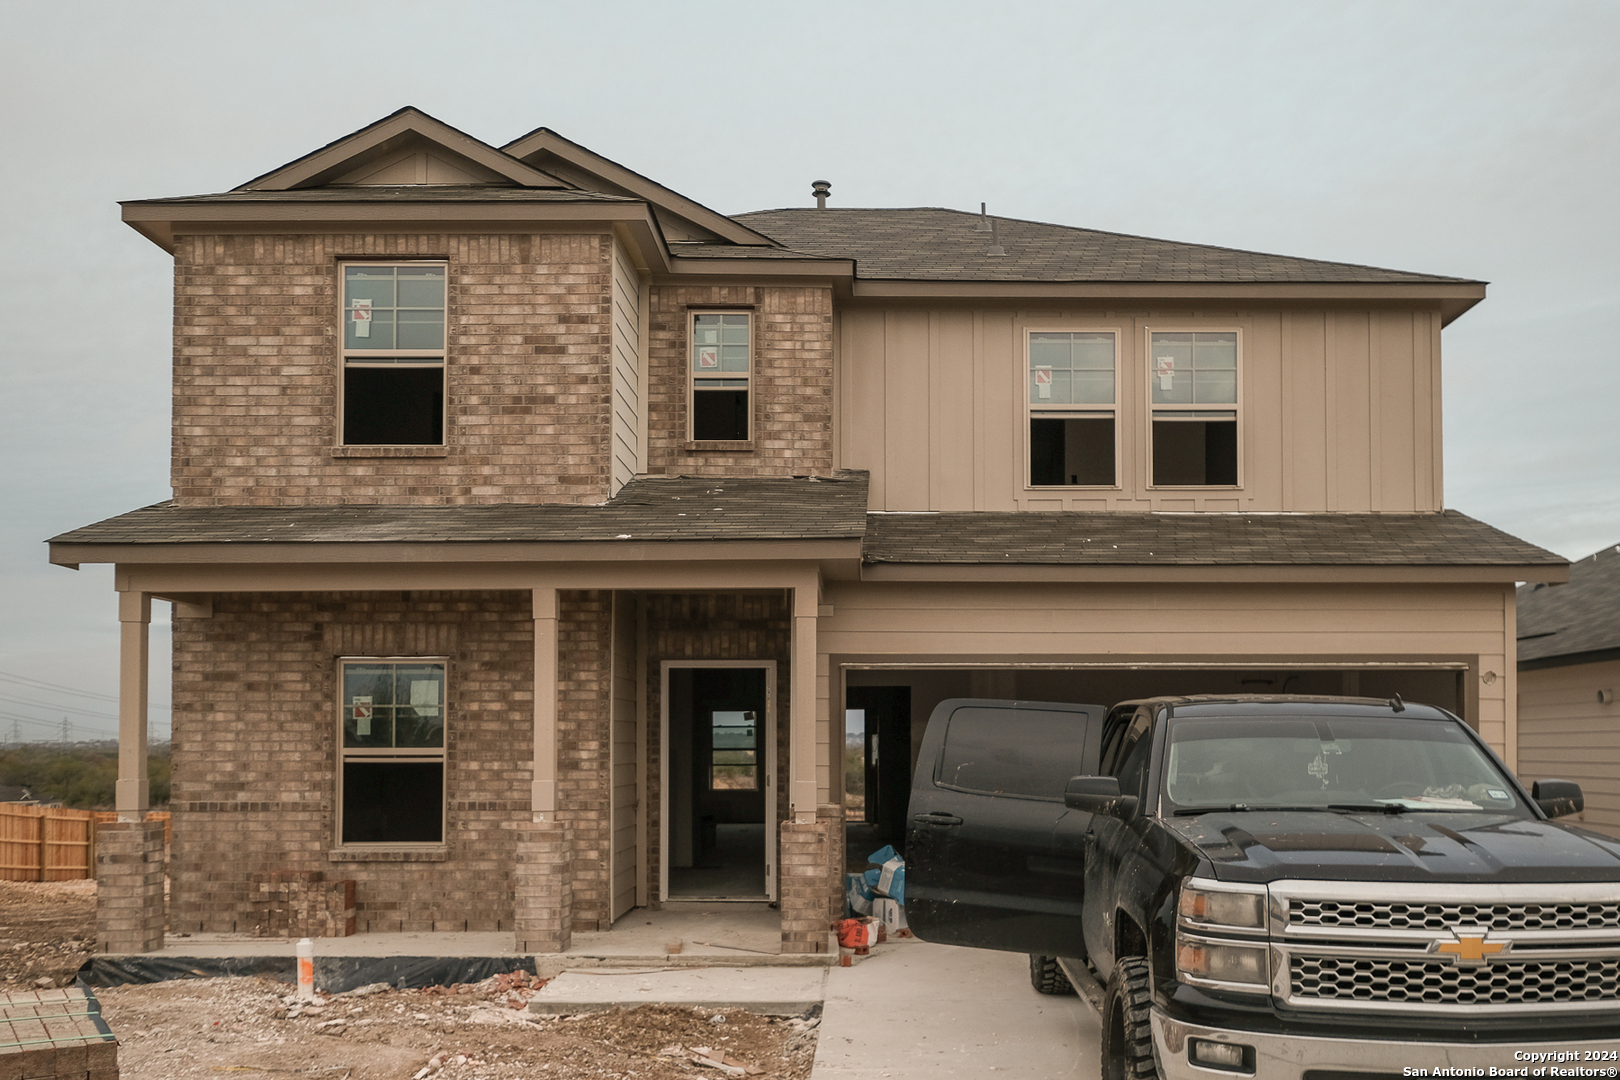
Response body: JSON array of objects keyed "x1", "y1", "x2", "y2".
[{"x1": 1430, "y1": 926, "x2": 1510, "y2": 966}]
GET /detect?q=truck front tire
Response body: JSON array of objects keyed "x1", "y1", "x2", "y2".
[
  {"x1": 1029, "y1": 954, "x2": 1076, "y2": 995},
  {"x1": 1101, "y1": 957, "x2": 1157, "y2": 1080}
]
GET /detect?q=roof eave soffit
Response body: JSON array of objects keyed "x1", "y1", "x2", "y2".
[
  {"x1": 501, "y1": 127, "x2": 779, "y2": 249},
  {"x1": 237, "y1": 107, "x2": 570, "y2": 192}
]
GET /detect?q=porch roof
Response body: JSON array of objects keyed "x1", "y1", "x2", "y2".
[
  {"x1": 1517, "y1": 543, "x2": 1620, "y2": 667},
  {"x1": 47, "y1": 471, "x2": 870, "y2": 547}
]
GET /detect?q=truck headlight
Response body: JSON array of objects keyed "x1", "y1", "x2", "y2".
[
  {"x1": 1178, "y1": 880, "x2": 1266, "y2": 930},
  {"x1": 1176, "y1": 935, "x2": 1269, "y2": 988}
]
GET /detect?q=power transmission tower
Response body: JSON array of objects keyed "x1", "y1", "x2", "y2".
[{"x1": 61, "y1": 717, "x2": 71, "y2": 744}]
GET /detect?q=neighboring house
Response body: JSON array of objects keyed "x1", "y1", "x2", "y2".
[
  {"x1": 49, "y1": 107, "x2": 1566, "y2": 955},
  {"x1": 1517, "y1": 544, "x2": 1620, "y2": 839},
  {"x1": 0, "y1": 785, "x2": 38, "y2": 804}
]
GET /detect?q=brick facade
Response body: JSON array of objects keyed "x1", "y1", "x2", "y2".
[
  {"x1": 646, "y1": 285, "x2": 834, "y2": 477},
  {"x1": 171, "y1": 233, "x2": 615, "y2": 506},
  {"x1": 169, "y1": 590, "x2": 537, "y2": 933}
]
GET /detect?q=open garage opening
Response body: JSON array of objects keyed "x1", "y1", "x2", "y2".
[{"x1": 839, "y1": 664, "x2": 1467, "y2": 860}]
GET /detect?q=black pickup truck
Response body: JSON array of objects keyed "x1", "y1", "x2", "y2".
[{"x1": 906, "y1": 695, "x2": 1620, "y2": 1080}]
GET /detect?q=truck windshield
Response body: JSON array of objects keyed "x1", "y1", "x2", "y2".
[{"x1": 1162, "y1": 715, "x2": 1526, "y2": 816}]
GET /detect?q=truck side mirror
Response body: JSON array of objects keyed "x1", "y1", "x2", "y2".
[
  {"x1": 1065, "y1": 775, "x2": 1139, "y2": 819},
  {"x1": 1532, "y1": 779, "x2": 1584, "y2": 819}
]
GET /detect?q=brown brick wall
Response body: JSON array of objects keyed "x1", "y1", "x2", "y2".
[
  {"x1": 171, "y1": 233, "x2": 614, "y2": 506},
  {"x1": 557, "y1": 590, "x2": 612, "y2": 932},
  {"x1": 169, "y1": 591, "x2": 537, "y2": 933},
  {"x1": 94, "y1": 820, "x2": 165, "y2": 954},
  {"x1": 646, "y1": 286, "x2": 834, "y2": 477}
]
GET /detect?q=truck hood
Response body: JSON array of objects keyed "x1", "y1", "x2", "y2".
[{"x1": 1168, "y1": 811, "x2": 1620, "y2": 883}]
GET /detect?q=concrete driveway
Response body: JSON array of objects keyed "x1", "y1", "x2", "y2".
[{"x1": 811, "y1": 940, "x2": 1099, "y2": 1079}]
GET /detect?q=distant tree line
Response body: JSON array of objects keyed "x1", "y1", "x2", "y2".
[{"x1": 0, "y1": 744, "x2": 171, "y2": 810}]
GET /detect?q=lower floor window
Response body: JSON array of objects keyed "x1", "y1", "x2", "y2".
[
  {"x1": 1151, "y1": 411, "x2": 1237, "y2": 486},
  {"x1": 339, "y1": 658, "x2": 446, "y2": 844}
]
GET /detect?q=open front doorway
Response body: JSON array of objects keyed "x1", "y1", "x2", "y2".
[
  {"x1": 844, "y1": 686, "x2": 912, "y2": 859},
  {"x1": 662, "y1": 663, "x2": 777, "y2": 900}
]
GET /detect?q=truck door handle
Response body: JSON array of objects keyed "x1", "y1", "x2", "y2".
[{"x1": 914, "y1": 812, "x2": 963, "y2": 828}]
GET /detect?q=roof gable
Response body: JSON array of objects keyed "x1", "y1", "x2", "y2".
[
  {"x1": 240, "y1": 106, "x2": 568, "y2": 192},
  {"x1": 502, "y1": 126, "x2": 776, "y2": 247}
]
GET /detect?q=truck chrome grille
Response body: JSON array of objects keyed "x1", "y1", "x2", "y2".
[
  {"x1": 1291, "y1": 955, "x2": 1620, "y2": 1005},
  {"x1": 1289, "y1": 900, "x2": 1620, "y2": 931}
]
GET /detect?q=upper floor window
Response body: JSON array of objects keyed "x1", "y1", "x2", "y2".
[
  {"x1": 342, "y1": 263, "x2": 446, "y2": 445},
  {"x1": 1028, "y1": 331, "x2": 1117, "y2": 486},
  {"x1": 1149, "y1": 330, "x2": 1238, "y2": 486},
  {"x1": 690, "y1": 312, "x2": 751, "y2": 442}
]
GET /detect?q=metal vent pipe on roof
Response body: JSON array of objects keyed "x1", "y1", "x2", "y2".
[
  {"x1": 812, "y1": 180, "x2": 831, "y2": 209},
  {"x1": 977, "y1": 202, "x2": 993, "y2": 232},
  {"x1": 986, "y1": 215, "x2": 1006, "y2": 257}
]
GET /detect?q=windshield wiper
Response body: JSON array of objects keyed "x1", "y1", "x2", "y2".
[{"x1": 1173, "y1": 803, "x2": 1410, "y2": 817}]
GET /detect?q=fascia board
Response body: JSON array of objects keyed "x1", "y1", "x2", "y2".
[
  {"x1": 240, "y1": 108, "x2": 566, "y2": 192},
  {"x1": 120, "y1": 200, "x2": 672, "y2": 254},
  {"x1": 501, "y1": 128, "x2": 777, "y2": 248},
  {"x1": 53, "y1": 538, "x2": 864, "y2": 567},
  {"x1": 857, "y1": 563, "x2": 1567, "y2": 585},
  {"x1": 113, "y1": 560, "x2": 836, "y2": 595},
  {"x1": 663, "y1": 257, "x2": 855, "y2": 281},
  {"x1": 849, "y1": 278, "x2": 1487, "y2": 311}
]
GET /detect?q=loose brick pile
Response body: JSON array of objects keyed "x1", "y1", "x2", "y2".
[
  {"x1": 248, "y1": 871, "x2": 356, "y2": 938},
  {"x1": 0, "y1": 985, "x2": 118, "y2": 1080}
]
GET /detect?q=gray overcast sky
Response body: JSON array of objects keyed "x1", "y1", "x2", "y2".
[{"x1": 2, "y1": 0, "x2": 1616, "y2": 742}]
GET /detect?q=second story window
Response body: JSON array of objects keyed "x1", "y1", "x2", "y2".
[
  {"x1": 342, "y1": 263, "x2": 446, "y2": 445},
  {"x1": 1149, "y1": 330, "x2": 1238, "y2": 486},
  {"x1": 1029, "y1": 331, "x2": 1117, "y2": 486},
  {"x1": 690, "y1": 312, "x2": 752, "y2": 443}
]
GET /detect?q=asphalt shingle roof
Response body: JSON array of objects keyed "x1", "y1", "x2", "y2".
[
  {"x1": 49, "y1": 472, "x2": 870, "y2": 547},
  {"x1": 732, "y1": 207, "x2": 1477, "y2": 285},
  {"x1": 862, "y1": 510, "x2": 1561, "y2": 567},
  {"x1": 1517, "y1": 543, "x2": 1620, "y2": 664}
]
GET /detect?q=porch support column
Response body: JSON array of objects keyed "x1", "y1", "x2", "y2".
[
  {"x1": 790, "y1": 585, "x2": 819, "y2": 820},
  {"x1": 531, "y1": 587, "x2": 559, "y2": 819},
  {"x1": 516, "y1": 586, "x2": 571, "y2": 953},
  {"x1": 98, "y1": 587, "x2": 164, "y2": 953},
  {"x1": 781, "y1": 583, "x2": 832, "y2": 954},
  {"x1": 116, "y1": 589, "x2": 151, "y2": 819}
]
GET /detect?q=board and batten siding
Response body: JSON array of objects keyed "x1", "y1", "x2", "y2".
[
  {"x1": 837, "y1": 306, "x2": 1442, "y2": 513},
  {"x1": 818, "y1": 579, "x2": 1516, "y2": 763},
  {"x1": 609, "y1": 238, "x2": 647, "y2": 493},
  {"x1": 1518, "y1": 658, "x2": 1620, "y2": 839}
]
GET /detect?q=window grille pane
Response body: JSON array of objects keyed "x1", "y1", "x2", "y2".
[
  {"x1": 1073, "y1": 334, "x2": 1115, "y2": 369},
  {"x1": 395, "y1": 267, "x2": 445, "y2": 307},
  {"x1": 344, "y1": 268, "x2": 396, "y2": 307},
  {"x1": 346, "y1": 308, "x2": 396, "y2": 351},
  {"x1": 1029, "y1": 334, "x2": 1071, "y2": 368},
  {"x1": 395, "y1": 309, "x2": 444, "y2": 351}
]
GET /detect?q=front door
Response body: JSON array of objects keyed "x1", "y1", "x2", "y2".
[{"x1": 663, "y1": 664, "x2": 776, "y2": 900}]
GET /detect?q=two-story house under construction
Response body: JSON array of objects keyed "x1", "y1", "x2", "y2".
[{"x1": 50, "y1": 108, "x2": 1566, "y2": 955}]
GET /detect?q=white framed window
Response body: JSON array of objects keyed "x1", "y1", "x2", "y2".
[
  {"x1": 1028, "y1": 330, "x2": 1118, "y2": 487},
  {"x1": 338, "y1": 658, "x2": 446, "y2": 845},
  {"x1": 690, "y1": 311, "x2": 752, "y2": 442},
  {"x1": 341, "y1": 262, "x2": 446, "y2": 445},
  {"x1": 1148, "y1": 329, "x2": 1239, "y2": 486}
]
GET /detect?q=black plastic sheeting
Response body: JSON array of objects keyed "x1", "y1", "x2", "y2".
[{"x1": 81, "y1": 955, "x2": 538, "y2": 994}]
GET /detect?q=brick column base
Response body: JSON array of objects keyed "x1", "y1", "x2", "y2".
[
  {"x1": 820, "y1": 802, "x2": 846, "y2": 917},
  {"x1": 513, "y1": 820, "x2": 573, "y2": 953},
  {"x1": 95, "y1": 819, "x2": 166, "y2": 953},
  {"x1": 780, "y1": 808, "x2": 841, "y2": 954}
]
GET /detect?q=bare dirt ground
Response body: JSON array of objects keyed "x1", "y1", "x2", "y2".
[{"x1": 0, "y1": 880, "x2": 819, "y2": 1079}]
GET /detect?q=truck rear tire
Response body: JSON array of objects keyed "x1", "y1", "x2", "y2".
[
  {"x1": 1029, "y1": 954, "x2": 1076, "y2": 995},
  {"x1": 1101, "y1": 957, "x2": 1157, "y2": 1080}
]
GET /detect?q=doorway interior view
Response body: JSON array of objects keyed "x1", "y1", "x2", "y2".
[{"x1": 664, "y1": 664, "x2": 775, "y2": 900}]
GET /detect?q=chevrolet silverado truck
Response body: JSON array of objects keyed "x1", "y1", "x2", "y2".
[{"x1": 905, "y1": 695, "x2": 1620, "y2": 1080}]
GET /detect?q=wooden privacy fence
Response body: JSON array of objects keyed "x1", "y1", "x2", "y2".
[{"x1": 0, "y1": 805, "x2": 170, "y2": 881}]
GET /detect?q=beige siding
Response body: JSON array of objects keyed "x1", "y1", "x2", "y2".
[
  {"x1": 1518, "y1": 659, "x2": 1620, "y2": 839},
  {"x1": 609, "y1": 593, "x2": 639, "y2": 921},
  {"x1": 839, "y1": 305, "x2": 1444, "y2": 513},
  {"x1": 820, "y1": 579, "x2": 1515, "y2": 756},
  {"x1": 610, "y1": 239, "x2": 644, "y2": 494}
]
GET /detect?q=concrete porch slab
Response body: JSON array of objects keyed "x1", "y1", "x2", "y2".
[{"x1": 529, "y1": 964, "x2": 829, "y2": 1016}]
